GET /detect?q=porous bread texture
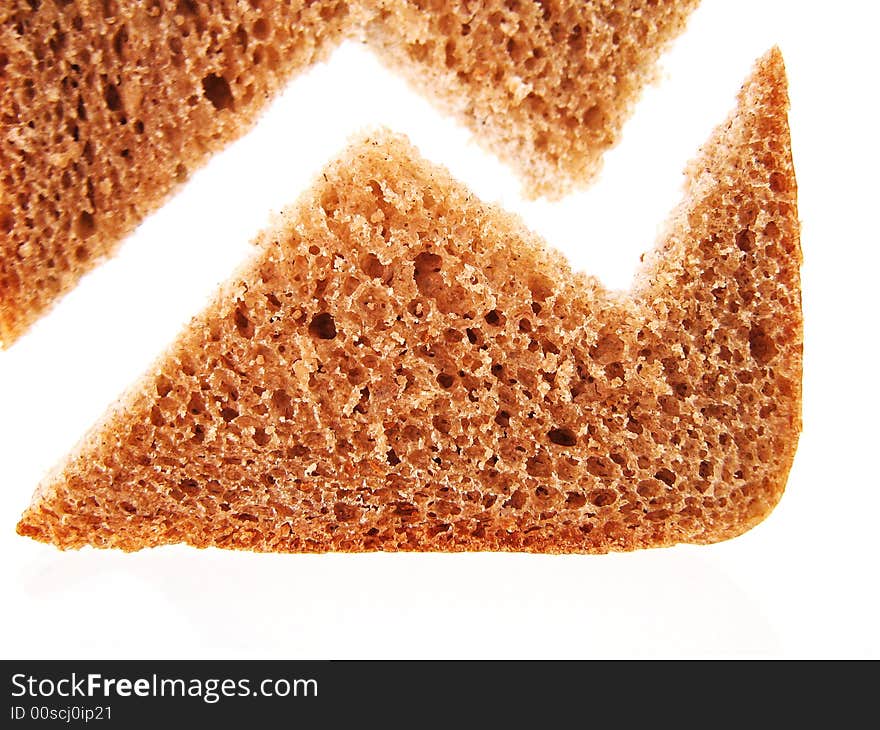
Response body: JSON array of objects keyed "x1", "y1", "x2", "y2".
[
  {"x1": 0, "y1": 0, "x2": 699, "y2": 346},
  {"x1": 17, "y1": 50, "x2": 801, "y2": 554}
]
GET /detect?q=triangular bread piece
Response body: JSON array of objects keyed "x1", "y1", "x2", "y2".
[
  {"x1": 0, "y1": 0, "x2": 699, "y2": 346},
  {"x1": 18, "y1": 50, "x2": 801, "y2": 553}
]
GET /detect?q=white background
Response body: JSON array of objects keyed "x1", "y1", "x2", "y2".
[{"x1": 2, "y1": 0, "x2": 878, "y2": 658}]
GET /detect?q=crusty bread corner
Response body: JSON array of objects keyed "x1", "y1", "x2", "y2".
[
  {"x1": 17, "y1": 50, "x2": 801, "y2": 553},
  {"x1": 635, "y1": 46, "x2": 802, "y2": 543}
]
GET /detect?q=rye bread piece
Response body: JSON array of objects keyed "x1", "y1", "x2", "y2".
[
  {"x1": 17, "y1": 50, "x2": 801, "y2": 553},
  {"x1": 0, "y1": 0, "x2": 699, "y2": 346}
]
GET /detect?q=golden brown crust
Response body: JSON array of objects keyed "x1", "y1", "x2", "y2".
[
  {"x1": 17, "y1": 50, "x2": 801, "y2": 553},
  {"x1": 0, "y1": 0, "x2": 698, "y2": 346}
]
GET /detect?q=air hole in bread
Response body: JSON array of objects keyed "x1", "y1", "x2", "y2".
[
  {"x1": 75, "y1": 211, "x2": 95, "y2": 238},
  {"x1": 548, "y1": 427, "x2": 577, "y2": 446},
  {"x1": 202, "y1": 73, "x2": 233, "y2": 110},
  {"x1": 308, "y1": 312, "x2": 337, "y2": 340}
]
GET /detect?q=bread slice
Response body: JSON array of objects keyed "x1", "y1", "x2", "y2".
[
  {"x1": 17, "y1": 49, "x2": 801, "y2": 553},
  {"x1": 0, "y1": 0, "x2": 699, "y2": 346}
]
